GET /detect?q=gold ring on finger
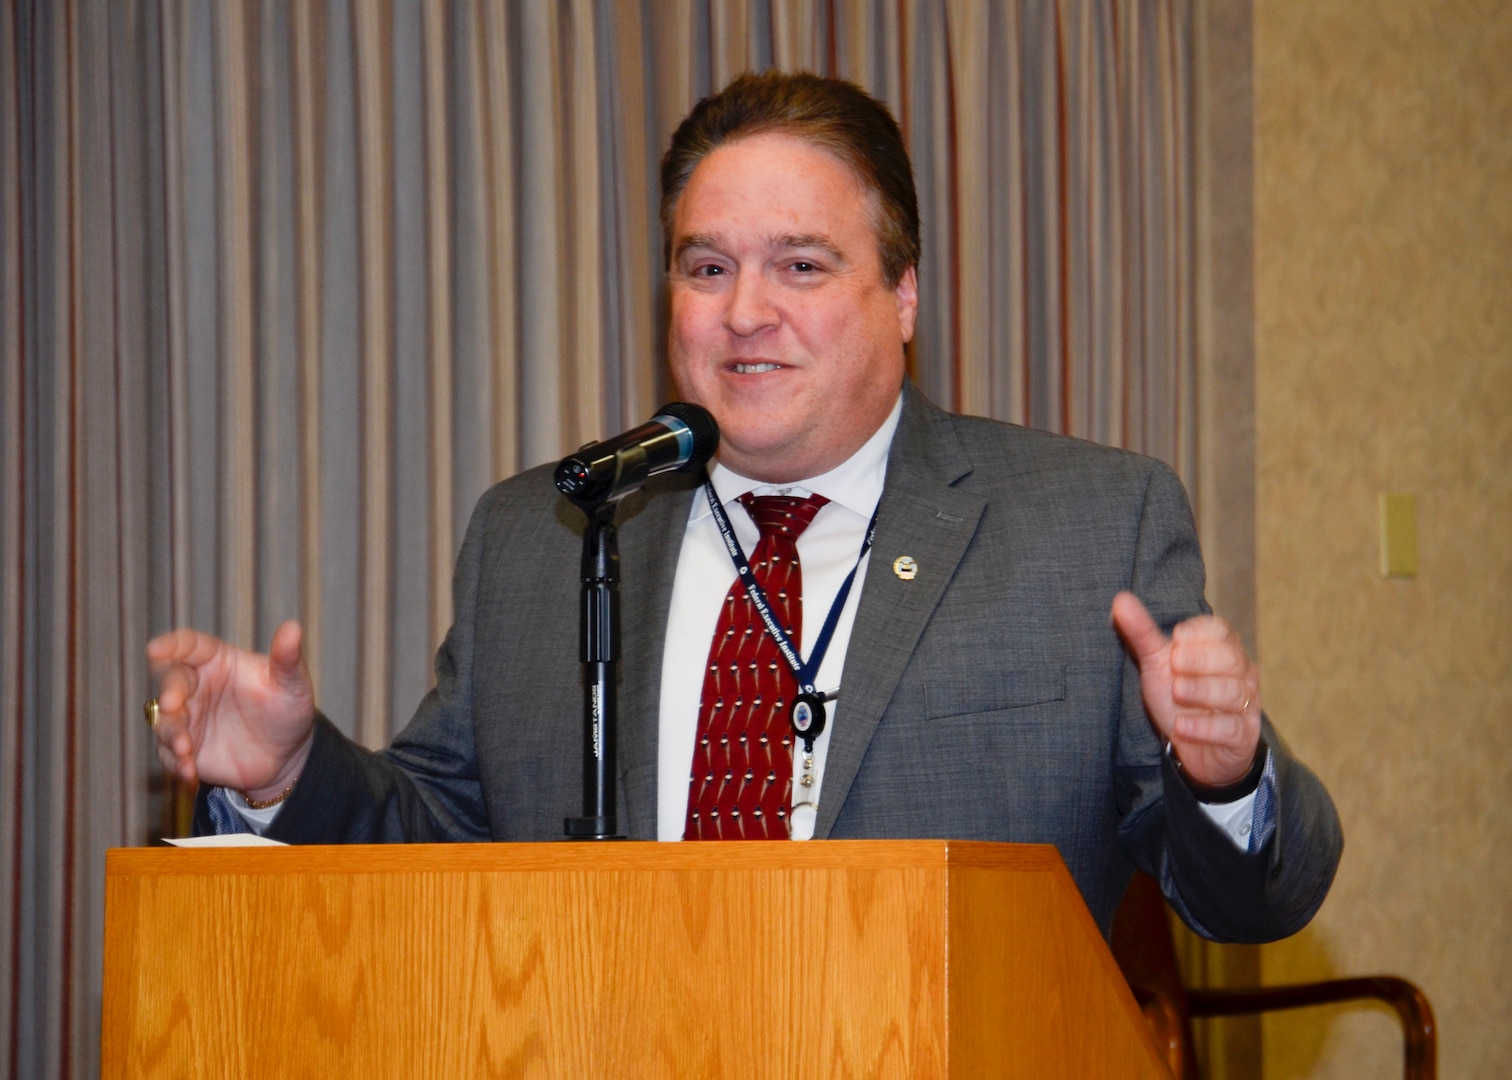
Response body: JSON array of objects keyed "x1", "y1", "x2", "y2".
[{"x1": 144, "y1": 697, "x2": 160, "y2": 729}]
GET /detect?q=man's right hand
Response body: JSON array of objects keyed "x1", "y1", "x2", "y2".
[{"x1": 147, "y1": 620, "x2": 317, "y2": 801}]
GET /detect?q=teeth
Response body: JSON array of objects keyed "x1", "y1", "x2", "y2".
[{"x1": 733, "y1": 363, "x2": 780, "y2": 374}]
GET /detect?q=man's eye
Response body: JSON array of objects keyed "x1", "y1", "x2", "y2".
[
  {"x1": 789, "y1": 261, "x2": 817, "y2": 273},
  {"x1": 691, "y1": 264, "x2": 726, "y2": 278}
]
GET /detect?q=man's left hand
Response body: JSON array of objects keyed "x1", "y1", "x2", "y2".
[{"x1": 1111, "y1": 591, "x2": 1261, "y2": 787}]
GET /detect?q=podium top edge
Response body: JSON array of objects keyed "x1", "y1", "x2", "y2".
[{"x1": 106, "y1": 839, "x2": 1066, "y2": 877}]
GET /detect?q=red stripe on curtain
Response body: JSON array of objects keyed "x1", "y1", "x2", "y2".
[
  {"x1": 1165, "y1": 5, "x2": 1188, "y2": 467},
  {"x1": 1110, "y1": 0, "x2": 1128, "y2": 447},
  {"x1": 943, "y1": 8, "x2": 964, "y2": 413},
  {"x1": 892, "y1": 0, "x2": 915, "y2": 387},
  {"x1": 58, "y1": 4, "x2": 80, "y2": 1073},
  {"x1": 1080, "y1": 5, "x2": 1095, "y2": 441},
  {"x1": 1054, "y1": 2, "x2": 1071, "y2": 434},
  {"x1": 5, "y1": 136, "x2": 25, "y2": 1080},
  {"x1": 59, "y1": 365, "x2": 79, "y2": 1079},
  {"x1": 895, "y1": 0, "x2": 911, "y2": 198},
  {"x1": 5, "y1": 510, "x2": 22, "y2": 1079},
  {"x1": 1019, "y1": 9, "x2": 1033, "y2": 422},
  {"x1": 108, "y1": 0, "x2": 132, "y2": 843},
  {"x1": 824, "y1": 1, "x2": 838, "y2": 74},
  {"x1": 5, "y1": 2, "x2": 28, "y2": 1070},
  {"x1": 5, "y1": 669, "x2": 20, "y2": 1075}
]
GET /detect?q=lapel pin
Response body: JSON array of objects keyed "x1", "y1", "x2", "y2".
[{"x1": 892, "y1": 555, "x2": 918, "y2": 581}]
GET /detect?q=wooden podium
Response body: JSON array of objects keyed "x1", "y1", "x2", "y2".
[{"x1": 102, "y1": 840, "x2": 1169, "y2": 1078}]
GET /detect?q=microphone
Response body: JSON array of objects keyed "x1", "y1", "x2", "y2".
[{"x1": 554, "y1": 402, "x2": 719, "y2": 503}]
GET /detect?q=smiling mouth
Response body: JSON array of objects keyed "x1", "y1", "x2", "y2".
[{"x1": 731, "y1": 362, "x2": 782, "y2": 374}]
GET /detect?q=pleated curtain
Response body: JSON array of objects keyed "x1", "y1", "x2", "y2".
[{"x1": 0, "y1": 1, "x2": 1195, "y2": 1075}]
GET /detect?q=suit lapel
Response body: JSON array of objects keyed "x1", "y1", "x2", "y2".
[
  {"x1": 814, "y1": 388, "x2": 984, "y2": 838},
  {"x1": 612, "y1": 475, "x2": 700, "y2": 838},
  {"x1": 606, "y1": 389, "x2": 985, "y2": 840}
]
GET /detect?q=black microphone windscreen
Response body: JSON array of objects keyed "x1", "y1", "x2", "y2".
[{"x1": 655, "y1": 402, "x2": 720, "y2": 472}]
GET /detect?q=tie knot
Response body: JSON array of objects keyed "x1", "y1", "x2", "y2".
[{"x1": 739, "y1": 493, "x2": 829, "y2": 541}]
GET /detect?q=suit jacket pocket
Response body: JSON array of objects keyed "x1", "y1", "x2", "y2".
[{"x1": 924, "y1": 663, "x2": 1067, "y2": 720}]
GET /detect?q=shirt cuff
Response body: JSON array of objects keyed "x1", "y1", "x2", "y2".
[
  {"x1": 1196, "y1": 750, "x2": 1279, "y2": 853},
  {"x1": 206, "y1": 786, "x2": 285, "y2": 836}
]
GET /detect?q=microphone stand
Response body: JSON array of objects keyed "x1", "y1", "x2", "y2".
[
  {"x1": 563, "y1": 498, "x2": 626, "y2": 840},
  {"x1": 553, "y1": 402, "x2": 717, "y2": 840}
]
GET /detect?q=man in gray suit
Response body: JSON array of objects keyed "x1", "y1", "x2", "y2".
[{"x1": 149, "y1": 73, "x2": 1339, "y2": 941}]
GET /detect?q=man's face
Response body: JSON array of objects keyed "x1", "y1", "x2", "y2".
[{"x1": 667, "y1": 132, "x2": 918, "y2": 483}]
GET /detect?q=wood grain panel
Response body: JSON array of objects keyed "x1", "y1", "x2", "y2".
[
  {"x1": 102, "y1": 841, "x2": 1166, "y2": 1078},
  {"x1": 948, "y1": 844, "x2": 1171, "y2": 1075}
]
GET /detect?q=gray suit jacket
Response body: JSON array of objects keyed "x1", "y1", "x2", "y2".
[{"x1": 241, "y1": 385, "x2": 1341, "y2": 941}]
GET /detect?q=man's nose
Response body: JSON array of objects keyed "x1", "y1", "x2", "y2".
[{"x1": 724, "y1": 271, "x2": 779, "y2": 336}]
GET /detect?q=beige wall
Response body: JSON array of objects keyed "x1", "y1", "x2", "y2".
[{"x1": 1252, "y1": 1, "x2": 1512, "y2": 1077}]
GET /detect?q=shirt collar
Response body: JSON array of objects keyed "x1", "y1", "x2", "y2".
[{"x1": 696, "y1": 392, "x2": 903, "y2": 521}]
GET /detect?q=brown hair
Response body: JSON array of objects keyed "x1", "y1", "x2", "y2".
[{"x1": 660, "y1": 71, "x2": 921, "y2": 288}]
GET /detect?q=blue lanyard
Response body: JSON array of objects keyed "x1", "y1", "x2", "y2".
[{"x1": 702, "y1": 478, "x2": 878, "y2": 696}]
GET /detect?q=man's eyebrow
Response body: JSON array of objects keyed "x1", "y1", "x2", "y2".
[
  {"x1": 773, "y1": 234, "x2": 847, "y2": 263},
  {"x1": 672, "y1": 233, "x2": 721, "y2": 263},
  {"x1": 671, "y1": 232, "x2": 849, "y2": 265}
]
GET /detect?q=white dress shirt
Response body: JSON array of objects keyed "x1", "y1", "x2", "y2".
[{"x1": 656, "y1": 397, "x2": 902, "y2": 840}]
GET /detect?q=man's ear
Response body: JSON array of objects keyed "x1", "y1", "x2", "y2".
[{"x1": 894, "y1": 265, "x2": 919, "y2": 344}]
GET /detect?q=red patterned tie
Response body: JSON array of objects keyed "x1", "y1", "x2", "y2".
[{"x1": 684, "y1": 493, "x2": 829, "y2": 840}]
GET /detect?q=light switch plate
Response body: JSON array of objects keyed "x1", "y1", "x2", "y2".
[{"x1": 1379, "y1": 493, "x2": 1418, "y2": 578}]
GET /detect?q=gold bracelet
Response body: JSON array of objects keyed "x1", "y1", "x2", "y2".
[{"x1": 240, "y1": 778, "x2": 298, "y2": 810}]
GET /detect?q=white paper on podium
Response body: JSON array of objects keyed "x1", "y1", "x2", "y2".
[{"x1": 162, "y1": 834, "x2": 287, "y2": 847}]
